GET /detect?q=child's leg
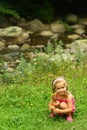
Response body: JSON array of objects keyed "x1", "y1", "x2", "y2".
[
  {"x1": 49, "y1": 111, "x2": 55, "y2": 117},
  {"x1": 59, "y1": 102, "x2": 67, "y2": 109},
  {"x1": 66, "y1": 113, "x2": 73, "y2": 122},
  {"x1": 49, "y1": 101, "x2": 60, "y2": 117},
  {"x1": 66, "y1": 97, "x2": 75, "y2": 122},
  {"x1": 59, "y1": 102, "x2": 73, "y2": 122}
]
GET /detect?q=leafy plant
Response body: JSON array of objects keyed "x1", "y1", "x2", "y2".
[
  {"x1": 0, "y1": 2, "x2": 20, "y2": 19},
  {"x1": 33, "y1": 2, "x2": 54, "y2": 23}
]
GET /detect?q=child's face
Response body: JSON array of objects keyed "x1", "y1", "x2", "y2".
[{"x1": 55, "y1": 82, "x2": 66, "y2": 95}]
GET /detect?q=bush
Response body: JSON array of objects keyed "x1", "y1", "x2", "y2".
[{"x1": 0, "y1": 2, "x2": 20, "y2": 19}]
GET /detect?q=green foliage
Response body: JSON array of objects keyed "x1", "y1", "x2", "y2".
[
  {"x1": 45, "y1": 36, "x2": 64, "y2": 55},
  {"x1": 13, "y1": 56, "x2": 31, "y2": 85},
  {"x1": 32, "y1": 2, "x2": 54, "y2": 23},
  {"x1": 0, "y1": 0, "x2": 54, "y2": 22},
  {"x1": 2, "y1": 72, "x2": 13, "y2": 84},
  {"x1": 44, "y1": 42, "x2": 54, "y2": 55},
  {"x1": 0, "y1": 41, "x2": 87, "y2": 85},
  {"x1": 74, "y1": 46, "x2": 87, "y2": 65},
  {"x1": 0, "y1": 2, "x2": 20, "y2": 19}
]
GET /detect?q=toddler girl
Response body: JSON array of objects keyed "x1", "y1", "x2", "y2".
[{"x1": 48, "y1": 77, "x2": 75, "y2": 122}]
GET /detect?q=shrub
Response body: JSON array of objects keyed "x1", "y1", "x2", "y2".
[{"x1": 0, "y1": 2, "x2": 20, "y2": 19}]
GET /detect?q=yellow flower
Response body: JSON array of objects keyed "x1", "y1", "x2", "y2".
[
  {"x1": 5, "y1": 115, "x2": 9, "y2": 119},
  {"x1": 30, "y1": 103, "x2": 33, "y2": 106}
]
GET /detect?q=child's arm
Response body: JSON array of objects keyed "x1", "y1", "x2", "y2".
[
  {"x1": 53, "y1": 100, "x2": 60, "y2": 107},
  {"x1": 53, "y1": 95, "x2": 73, "y2": 114},
  {"x1": 49, "y1": 92, "x2": 60, "y2": 110},
  {"x1": 48, "y1": 99, "x2": 55, "y2": 110}
]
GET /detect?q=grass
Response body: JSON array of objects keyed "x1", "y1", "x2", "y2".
[
  {"x1": 0, "y1": 64, "x2": 87, "y2": 130},
  {"x1": 0, "y1": 42, "x2": 87, "y2": 130}
]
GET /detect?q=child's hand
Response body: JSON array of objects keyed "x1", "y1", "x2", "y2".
[
  {"x1": 51, "y1": 106, "x2": 55, "y2": 109},
  {"x1": 53, "y1": 108, "x2": 61, "y2": 114},
  {"x1": 49, "y1": 106, "x2": 55, "y2": 110}
]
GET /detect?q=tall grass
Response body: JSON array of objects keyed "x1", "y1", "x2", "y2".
[{"x1": 0, "y1": 42, "x2": 87, "y2": 129}]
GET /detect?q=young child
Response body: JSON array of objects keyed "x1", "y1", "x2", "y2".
[{"x1": 48, "y1": 77, "x2": 75, "y2": 122}]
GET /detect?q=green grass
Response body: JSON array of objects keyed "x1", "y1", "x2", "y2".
[
  {"x1": 0, "y1": 38, "x2": 87, "y2": 130},
  {"x1": 0, "y1": 64, "x2": 87, "y2": 130}
]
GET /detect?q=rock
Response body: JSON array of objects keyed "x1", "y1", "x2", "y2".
[
  {"x1": 20, "y1": 43, "x2": 30, "y2": 51},
  {"x1": 22, "y1": 19, "x2": 50, "y2": 32},
  {"x1": 74, "y1": 28, "x2": 85, "y2": 35},
  {"x1": 0, "y1": 55, "x2": 13, "y2": 61},
  {"x1": 66, "y1": 14, "x2": 78, "y2": 24},
  {"x1": 36, "y1": 52, "x2": 49, "y2": 58},
  {"x1": 39, "y1": 31, "x2": 54, "y2": 36},
  {"x1": 69, "y1": 39, "x2": 87, "y2": 53},
  {"x1": 17, "y1": 31, "x2": 29, "y2": 45},
  {"x1": 0, "y1": 41, "x2": 6, "y2": 50},
  {"x1": 6, "y1": 67, "x2": 15, "y2": 73},
  {"x1": 15, "y1": 59, "x2": 21, "y2": 64},
  {"x1": 50, "y1": 23, "x2": 66, "y2": 33},
  {"x1": 24, "y1": 52, "x2": 34, "y2": 60},
  {"x1": 34, "y1": 45, "x2": 45, "y2": 50},
  {"x1": 71, "y1": 24, "x2": 85, "y2": 29},
  {"x1": 7, "y1": 45, "x2": 20, "y2": 50},
  {"x1": 67, "y1": 34, "x2": 81, "y2": 40},
  {"x1": 0, "y1": 26, "x2": 23, "y2": 37},
  {"x1": 79, "y1": 18, "x2": 87, "y2": 25}
]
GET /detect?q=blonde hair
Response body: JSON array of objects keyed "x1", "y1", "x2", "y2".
[{"x1": 52, "y1": 77, "x2": 67, "y2": 92}]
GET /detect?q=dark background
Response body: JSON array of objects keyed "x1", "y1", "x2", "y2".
[
  {"x1": 53, "y1": 0, "x2": 87, "y2": 16},
  {"x1": 0, "y1": 0, "x2": 87, "y2": 22}
]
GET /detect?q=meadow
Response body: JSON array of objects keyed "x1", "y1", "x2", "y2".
[{"x1": 0, "y1": 44, "x2": 87, "y2": 130}]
